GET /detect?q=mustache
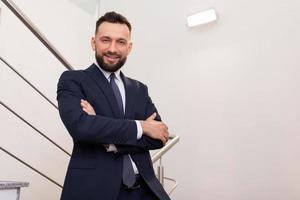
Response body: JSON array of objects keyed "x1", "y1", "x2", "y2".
[{"x1": 104, "y1": 51, "x2": 121, "y2": 58}]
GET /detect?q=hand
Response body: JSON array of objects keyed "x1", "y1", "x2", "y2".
[
  {"x1": 80, "y1": 100, "x2": 115, "y2": 151},
  {"x1": 140, "y1": 113, "x2": 169, "y2": 145},
  {"x1": 80, "y1": 99, "x2": 96, "y2": 116}
]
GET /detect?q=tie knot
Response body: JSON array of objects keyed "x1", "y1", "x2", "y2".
[{"x1": 109, "y1": 73, "x2": 116, "y2": 82}]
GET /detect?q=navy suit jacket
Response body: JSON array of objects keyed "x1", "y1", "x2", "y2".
[{"x1": 57, "y1": 64, "x2": 170, "y2": 200}]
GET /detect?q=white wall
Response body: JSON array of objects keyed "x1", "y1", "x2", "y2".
[
  {"x1": 1, "y1": 0, "x2": 300, "y2": 199},
  {"x1": 0, "y1": 0, "x2": 100, "y2": 199},
  {"x1": 100, "y1": 1, "x2": 300, "y2": 200},
  {"x1": 10, "y1": 0, "x2": 98, "y2": 68}
]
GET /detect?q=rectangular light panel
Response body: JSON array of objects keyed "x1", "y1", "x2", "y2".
[{"x1": 187, "y1": 8, "x2": 217, "y2": 27}]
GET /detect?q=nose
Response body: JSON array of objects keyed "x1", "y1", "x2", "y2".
[{"x1": 107, "y1": 41, "x2": 117, "y2": 53}]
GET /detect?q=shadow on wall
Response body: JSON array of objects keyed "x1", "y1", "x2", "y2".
[{"x1": 68, "y1": 0, "x2": 99, "y2": 16}]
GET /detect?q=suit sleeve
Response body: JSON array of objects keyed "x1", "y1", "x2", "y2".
[
  {"x1": 116, "y1": 85, "x2": 164, "y2": 154},
  {"x1": 57, "y1": 71, "x2": 137, "y2": 145}
]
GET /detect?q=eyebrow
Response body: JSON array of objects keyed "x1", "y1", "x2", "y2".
[
  {"x1": 99, "y1": 36, "x2": 128, "y2": 41},
  {"x1": 99, "y1": 36, "x2": 111, "y2": 39}
]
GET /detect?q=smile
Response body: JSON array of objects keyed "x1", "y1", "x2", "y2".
[{"x1": 104, "y1": 54, "x2": 120, "y2": 63}]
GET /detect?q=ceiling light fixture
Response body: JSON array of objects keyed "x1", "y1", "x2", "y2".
[{"x1": 187, "y1": 8, "x2": 218, "y2": 27}]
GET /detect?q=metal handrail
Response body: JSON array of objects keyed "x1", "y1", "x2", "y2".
[
  {"x1": 151, "y1": 134, "x2": 180, "y2": 195},
  {"x1": 1, "y1": 0, "x2": 73, "y2": 70},
  {"x1": 2, "y1": 0, "x2": 180, "y2": 194},
  {"x1": 164, "y1": 177, "x2": 178, "y2": 195},
  {"x1": 151, "y1": 134, "x2": 180, "y2": 163}
]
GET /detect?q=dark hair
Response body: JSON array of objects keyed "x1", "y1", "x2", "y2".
[{"x1": 95, "y1": 11, "x2": 132, "y2": 34}]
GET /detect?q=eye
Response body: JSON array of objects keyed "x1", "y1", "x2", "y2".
[
  {"x1": 100, "y1": 38, "x2": 110, "y2": 43},
  {"x1": 118, "y1": 40, "x2": 127, "y2": 45}
]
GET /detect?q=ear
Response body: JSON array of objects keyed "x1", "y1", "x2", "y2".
[
  {"x1": 91, "y1": 37, "x2": 96, "y2": 51},
  {"x1": 127, "y1": 42, "x2": 133, "y2": 55}
]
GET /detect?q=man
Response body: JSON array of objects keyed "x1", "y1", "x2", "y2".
[{"x1": 57, "y1": 11, "x2": 171, "y2": 200}]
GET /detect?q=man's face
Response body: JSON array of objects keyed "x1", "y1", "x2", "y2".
[{"x1": 91, "y1": 22, "x2": 132, "y2": 72}]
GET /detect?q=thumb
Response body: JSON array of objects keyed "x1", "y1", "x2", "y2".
[{"x1": 147, "y1": 113, "x2": 157, "y2": 121}]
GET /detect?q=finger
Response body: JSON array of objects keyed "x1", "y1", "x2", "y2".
[
  {"x1": 87, "y1": 106, "x2": 94, "y2": 112},
  {"x1": 164, "y1": 124, "x2": 168, "y2": 130},
  {"x1": 165, "y1": 133, "x2": 169, "y2": 140},
  {"x1": 82, "y1": 107, "x2": 90, "y2": 112},
  {"x1": 161, "y1": 135, "x2": 167, "y2": 144},
  {"x1": 82, "y1": 101, "x2": 92, "y2": 109},
  {"x1": 147, "y1": 113, "x2": 157, "y2": 121},
  {"x1": 80, "y1": 100, "x2": 87, "y2": 105},
  {"x1": 83, "y1": 101, "x2": 89, "y2": 106},
  {"x1": 81, "y1": 99, "x2": 88, "y2": 104},
  {"x1": 83, "y1": 103, "x2": 90, "y2": 109},
  {"x1": 164, "y1": 131, "x2": 169, "y2": 140},
  {"x1": 83, "y1": 108, "x2": 93, "y2": 115},
  {"x1": 84, "y1": 101, "x2": 93, "y2": 109},
  {"x1": 164, "y1": 137, "x2": 168, "y2": 144},
  {"x1": 166, "y1": 130, "x2": 169, "y2": 136},
  {"x1": 82, "y1": 107, "x2": 89, "y2": 114},
  {"x1": 151, "y1": 113, "x2": 157, "y2": 119},
  {"x1": 80, "y1": 103, "x2": 88, "y2": 109}
]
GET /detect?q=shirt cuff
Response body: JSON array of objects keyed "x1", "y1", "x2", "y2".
[
  {"x1": 106, "y1": 144, "x2": 118, "y2": 152},
  {"x1": 135, "y1": 120, "x2": 143, "y2": 140}
]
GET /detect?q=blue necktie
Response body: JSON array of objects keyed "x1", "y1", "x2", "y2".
[{"x1": 109, "y1": 73, "x2": 136, "y2": 187}]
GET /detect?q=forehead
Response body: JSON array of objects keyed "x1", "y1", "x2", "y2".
[{"x1": 97, "y1": 22, "x2": 131, "y2": 39}]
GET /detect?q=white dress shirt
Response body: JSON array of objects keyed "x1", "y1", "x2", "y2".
[{"x1": 95, "y1": 62, "x2": 142, "y2": 174}]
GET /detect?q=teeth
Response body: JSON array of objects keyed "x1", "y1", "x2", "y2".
[
  {"x1": 108, "y1": 56, "x2": 117, "y2": 59},
  {"x1": 104, "y1": 55, "x2": 119, "y2": 62},
  {"x1": 105, "y1": 54, "x2": 119, "y2": 59}
]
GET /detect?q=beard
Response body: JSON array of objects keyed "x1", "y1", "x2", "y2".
[{"x1": 95, "y1": 51, "x2": 127, "y2": 73}]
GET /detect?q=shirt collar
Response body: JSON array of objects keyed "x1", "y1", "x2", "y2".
[{"x1": 94, "y1": 61, "x2": 121, "y2": 82}]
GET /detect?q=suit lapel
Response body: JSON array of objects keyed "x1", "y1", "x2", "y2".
[
  {"x1": 84, "y1": 64, "x2": 122, "y2": 118},
  {"x1": 121, "y1": 72, "x2": 134, "y2": 119}
]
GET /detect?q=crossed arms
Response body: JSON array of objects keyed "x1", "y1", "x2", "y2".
[{"x1": 57, "y1": 71, "x2": 169, "y2": 154}]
